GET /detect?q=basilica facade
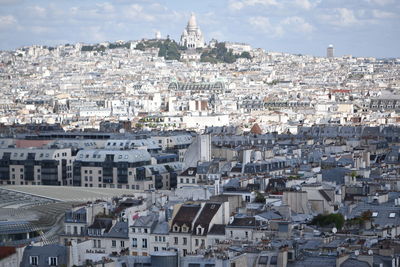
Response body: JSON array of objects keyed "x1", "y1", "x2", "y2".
[{"x1": 180, "y1": 13, "x2": 205, "y2": 49}]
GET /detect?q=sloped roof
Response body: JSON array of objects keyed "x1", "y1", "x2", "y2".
[
  {"x1": 193, "y1": 203, "x2": 221, "y2": 235},
  {"x1": 171, "y1": 204, "x2": 201, "y2": 231},
  {"x1": 250, "y1": 123, "x2": 263, "y2": 135}
]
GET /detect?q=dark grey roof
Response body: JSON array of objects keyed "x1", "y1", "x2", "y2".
[
  {"x1": 341, "y1": 258, "x2": 370, "y2": 267},
  {"x1": 103, "y1": 221, "x2": 128, "y2": 239},
  {"x1": 20, "y1": 244, "x2": 68, "y2": 267},
  {"x1": 256, "y1": 210, "x2": 283, "y2": 220},
  {"x1": 132, "y1": 213, "x2": 158, "y2": 229},
  {"x1": 346, "y1": 202, "x2": 400, "y2": 228},
  {"x1": 287, "y1": 256, "x2": 336, "y2": 267},
  {"x1": 208, "y1": 224, "x2": 225, "y2": 235},
  {"x1": 152, "y1": 221, "x2": 169, "y2": 235},
  {"x1": 298, "y1": 239, "x2": 323, "y2": 250}
]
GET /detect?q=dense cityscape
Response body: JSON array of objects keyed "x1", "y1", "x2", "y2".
[{"x1": 0, "y1": 9, "x2": 400, "y2": 267}]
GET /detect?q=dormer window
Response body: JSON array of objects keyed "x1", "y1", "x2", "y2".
[
  {"x1": 29, "y1": 256, "x2": 38, "y2": 266},
  {"x1": 173, "y1": 225, "x2": 179, "y2": 232},
  {"x1": 48, "y1": 257, "x2": 58, "y2": 266},
  {"x1": 197, "y1": 226, "x2": 203, "y2": 235}
]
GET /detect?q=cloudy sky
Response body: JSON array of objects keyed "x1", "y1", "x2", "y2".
[{"x1": 0, "y1": 0, "x2": 399, "y2": 57}]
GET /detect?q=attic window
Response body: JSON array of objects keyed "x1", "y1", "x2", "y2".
[
  {"x1": 372, "y1": 212, "x2": 378, "y2": 217},
  {"x1": 389, "y1": 213, "x2": 396, "y2": 218},
  {"x1": 173, "y1": 225, "x2": 179, "y2": 232}
]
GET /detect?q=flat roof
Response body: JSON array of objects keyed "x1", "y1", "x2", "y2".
[{"x1": 0, "y1": 185, "x2": 146, "y2": 202}]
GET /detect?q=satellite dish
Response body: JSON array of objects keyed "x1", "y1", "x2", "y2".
[{"x1": 332, "y1": 227, "x2": 337, "y2": 234}]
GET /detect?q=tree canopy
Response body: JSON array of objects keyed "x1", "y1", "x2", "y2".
[{"x1": 310, "y1": 213, "x2": 345, "y2": 230}]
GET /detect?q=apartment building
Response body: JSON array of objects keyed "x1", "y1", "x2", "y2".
[{"x1": 0, "y1": 148, "x2": 73, "y2": 186}]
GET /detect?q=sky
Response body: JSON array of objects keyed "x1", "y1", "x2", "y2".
[{"x1": 0, "y1": 0, "x2": 399, "y2": 58}]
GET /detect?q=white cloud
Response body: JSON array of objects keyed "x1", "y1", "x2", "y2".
[
  {"x1": 31, "y1": 26, "x2": 51, "y2": 34},
  {"x1": 0, "y1": 15, "x2": 17, "y2": 30},
  {"x1": 84, "y1": 26, "x2": 106, "y2": 42},
  {"x1": 283, "y1": 16, "x2": 315, "y2": 33},
  {"x1": 319, "y1": 8, "x2": 361, "y2": 27},
  {"x1": 372, "y1": 9, "x2": 397, "y2": 19},
  {"x1": 96, "y1": 2, "x2": 115, "y2": 13},
  {"x1": 248, "y1": 16, "x2": 284, "y2": 37},
  {"x1": 366, "y1": 0, "x2": 395, "y2": 6},
  {"x1": 124, "y1": 4, "x2": 155, "y2": 22},
  {"x1": 293, "y1": 0, "x2": 320, "y2": 10},
  {"x1": 336, "y1": 8, "x2": 358, "y2": 26},
  {"x1": 30, "y1": 5, "x2": 47, "y2": 18},
  {"x1": 230, "y1": 0, "x2": 280, "y2": 11}
]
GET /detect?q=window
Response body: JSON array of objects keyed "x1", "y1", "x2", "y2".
[
  {"x1": 155, "y1": 236, "x2": 158, "y2": 242},
  {"x1": 270, "y1": 256, "x2": 278, "y2": 265},
  {"x1": 142, "y1": 238, "x2": 147, "y2": 248},
  {"x1": 195, "y1": 239, "x2": 199, "y2": 246},
  {"x1": 154, "y1": 246, "x2": 158, "y2": 251},
  {"x1": 121, "y1": 241, "x2": 125, "y2": 247},
  {"x1": 258, "y1": 256, "x2": 269, "y2": 264},
  {"x1": 183, "y1": 237, "x2": 187, "y2": 245},
  {"x1": 29, "y1": 256, "x2": 38, "y2": 266},
  {"x1": 132, "y1": 238, "x2": 137, "y2": 248},
  {"x1": 174, "y1": 237, "x2": 178, "y2": 244},
  {"x1": 49, "y1": 257, "x2": 58, "y2": 266},
  {"x1": 112, "y1": 240, "x2": 116, "y2": 247},
  {"x1": 162, "y1": 236, "x2": 165, "y2": 242},
  {"x1": 144, "y1": 228, "x2": 148, "y2": 233},
  {"x1": 132, "y1": 228, "x2": 135, "y2": 233}
]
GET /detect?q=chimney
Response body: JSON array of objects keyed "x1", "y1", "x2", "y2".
[{"x1": 336, "y1": 253, "x2": 350, "y2": 267}]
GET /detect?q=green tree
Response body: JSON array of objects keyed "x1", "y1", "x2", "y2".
[
  {"x1": 239, "y1": 51, "x2": 252, "y2": 60},
  {"x1": 254, "y1": 191, "x2": 266, "y2": 203},
  {"x1": 310, "y1": 213, "x2": 345, "y2": 230},
  {"x1": 135, "y1": 42, "x2": 145, "y2": 51}
]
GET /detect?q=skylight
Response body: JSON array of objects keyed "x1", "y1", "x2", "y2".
[{"x1": 372, "y1": 212, "x2": 378, "y2": 217}]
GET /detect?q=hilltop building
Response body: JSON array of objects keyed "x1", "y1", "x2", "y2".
[{"x1": 180, "y1": 13, "x2": 205, "y2": 49}]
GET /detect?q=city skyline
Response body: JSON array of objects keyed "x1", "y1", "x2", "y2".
[{"x1": 0, "y1": 0, "x2": 399, "y2": 58}]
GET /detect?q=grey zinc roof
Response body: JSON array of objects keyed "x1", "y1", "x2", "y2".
[
  {"x1": 152, "y1": 221, "x2": 169, "y2": 235},
  {"x1": 20, "y1": 244, "x2": 68, "y2": 267},
  {"x1": 76, "y1": 149, "x2": 151, "y2": 163},
  {"x1": 287, "y1": 256, "x2": 336, "y2": 267},
  {"x1": 256, "y1": 210, "x2": 283, "y2": 220},
  {"x1": 103, "y1": 221, "x2": 129, "y2": 239},
  {"x1": 346, "y1": 202, "x2": 400, "y2": 228},
  {"x1": 132, "y1": 213, "x2": 158, "y2": 228}
]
